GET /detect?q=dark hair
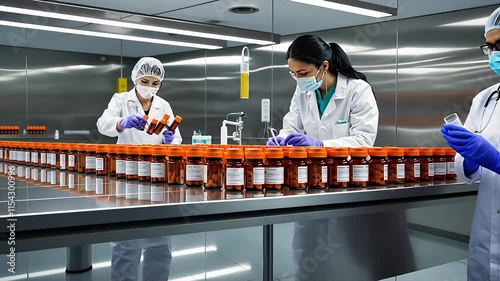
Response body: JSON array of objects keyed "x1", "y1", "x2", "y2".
[{"x1": 286, "y1": 34, "x2": 368, "y2": 83}]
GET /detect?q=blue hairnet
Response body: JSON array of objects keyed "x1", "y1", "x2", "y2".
[
  {"x1": 485, "y1": 7, "x2": 500, "y2": 37},
  {"x1": 131, "y1": 57, "x2": 165, "y2": 85}
]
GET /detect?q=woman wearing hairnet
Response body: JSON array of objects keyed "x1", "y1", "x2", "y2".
[
  {"x1": 267, "y1": 34, "x2": 379, "y2": 147},
  {"x1": 97, "y1": 57, "x2": 182, "y2": 281},
  {"x1": 441, "y1": 7, "x2": 500, "y2": 281}
]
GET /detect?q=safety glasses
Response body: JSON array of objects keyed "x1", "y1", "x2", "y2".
[{"x1": 480, "y1": 39, "x2": 500, "y2": 56}]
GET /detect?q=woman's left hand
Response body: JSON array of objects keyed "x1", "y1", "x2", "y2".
[{"x1": 284, "y1": 133, "x2": 323, "y2": 146}]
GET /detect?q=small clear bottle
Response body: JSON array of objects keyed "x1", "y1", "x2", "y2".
[
  {"x1": 418, "y1": 148, "x2": 435, "y2": 181},
  {"x1": 67, "y1": 144, "x2": 78, "y2": 172},
  {"x1": 307, "y1": 147, "x2": 328, "y2": 189},
  {"x1": 84, "y1": 144, "x2": 96, "y2": 174},
  {"x1": 126, "y1": 145, "x2": 140, "y2": 180},
  {"x1": 77, "y1": 144, "x2": 87, "y2": 173},
  {"x1": 404, "y1": 148, "x2": 421, "y2": 183},
  {"x1": 445, "y1": 148, "x2": 457, "y2": 180},
  {"x1": 265, "y1": 148, "x2": 285, "y2": 190},
  {"x1": 185, "y1": 146, "x2": 205, "y2": 187},
  {"x1": 368, "y1": 147, "x2": 388, "y2": 186},
  {"x1": 151, "y1": 146, "x2": 168, "y2": 183},
  {"x1": 433, "y1": 148, "x2": 447, "y2": 181},
  {"x1": 108, "y1": 144, "x2": 117, "y2": 177},
  {"x1": 349, "y1": 147, "x2": 369, "y2": 188},
  {"x1": 95, "y1": 144, "x2": 110, "y2": 176},
  {"x1": 138, "y1": 145, "x2": 153, "y2": 182},
  {"x1": 115, "y1": 145, "x2": 128, "y2": 180},
  {"x1": 167, "y1": 145, "x2": 185, "y2": 185},
  {"x1": 288, "y1": 147, "x2": 308, "y2": 190},
  {"x1": 59, "y1": 143, "x2": 70, "y2": 171},
  {"x1": 225, "y1": 148, "x2": 244, "y2": 191},
  {"x1": 244, "y1": 148, "x2": 265, "y2": 191},
  {"x1": 204, "y1": 148, "x2": 224, "y2": 189},
  {"x1": 386, "y1": 147, "x2": 406, "y2": 184},
  {"x1": 328, "y1": 148, "x2": 351, "y2": 188}
]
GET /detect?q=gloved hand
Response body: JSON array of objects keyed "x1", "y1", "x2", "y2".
[
  {"x1": 266, "y1": 137, "x2": 285, "y2": 146},
  {"x1": 162, "y1": 130, "x2": 174, "y2": 144},
  {"x1": 441, "y1": 124, "x2": 500, "y2": 174},
  {"x1": 119, "y1": 115, "x2": 147, "y2": 131},
  {"x1": 284, "y1": 133, "x2": 323, "y2": 146},
  {"x1": 463, "y1": 159, "x2": 480, "y2": 177}
]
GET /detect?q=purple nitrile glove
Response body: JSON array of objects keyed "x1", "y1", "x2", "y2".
[
  {"x1": 162, "y1": 130, "x2": 174, "y2": 144},
  {"x1": 441, "y1": 124, "x2": 500, "y2": 175},
  {"x1": 266, "y1": 136, "x2": 285, "y2": 146},
  {"x1": 284, "y1": 133, "x2": 323, "y2": 147},
  {"x1": 119, "y1": 115, "x2": 147, "y2": 131}
]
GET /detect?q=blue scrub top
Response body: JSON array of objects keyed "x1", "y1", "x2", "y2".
[{"x1": 315, "y1": 82, "x2": 337, "y2": 119}]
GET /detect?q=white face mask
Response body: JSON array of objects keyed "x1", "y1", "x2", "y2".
[
  {"x1": 136, "y1": 84, "x2": 159, "y2": 99},
  {"x1": 291, "y1": 67, "x2": 325, "y2": 92}
]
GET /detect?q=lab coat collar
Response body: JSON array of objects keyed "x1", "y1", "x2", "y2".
[
  {"x1": 127, "y1": 88, "x2": 162, "y2": 110},
  {"x1": 305, "y1": 73, "x2": 347, "y2": 100}
]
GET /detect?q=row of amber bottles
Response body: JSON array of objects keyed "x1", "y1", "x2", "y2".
[{"x1": 0, "y1": 141, "x2": 457, "y2": 189}]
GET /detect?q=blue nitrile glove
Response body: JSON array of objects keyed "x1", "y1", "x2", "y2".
[
  {"x1": 441, "y1": 124, "x2": 500, "y2": 174},
  {"x1": 119, "y1": 115, "x2": 147, "y2": 131},
  {"x1": 162, "y1": 130, "x2": 174, "y2": 144},
  {"x1": 284, "y1": 133, "x2": 323, "y2": 146},
  {"x1": 266, "y1": 137, "x2": 285, "y2": 146}
]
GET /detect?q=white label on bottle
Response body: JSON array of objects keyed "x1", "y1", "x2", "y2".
[
  {"x1": 414, "y1": 163, "x2": 421, "y2": 178},
  {"x1": 435, "y1": 163, "x2": 446, "y2": 175},
  {"x1": 96, "y1": 178, "x2": 104, "y2": 194},
  {"x1": 126, "y1": 160, "x2": 138, "y2": 175},
  {"x1": 60, "y1": 154, "x2": 66, "y2": 169},
  {"x1": 18, "y1": 151, "x2": 25, "y2": 162},
  {"x1": 50, "y1": 153, "x2": 55, "y2": 165},
  {"x1": 186, "y1": 165, "x2": 204, "y2": 181},
  {"x1": 321, "y1": 166, "x2": 328, "y2": 183},
  {"x1": 337, "y1": 165, "x2": 350, "y2": 183},
  {"x1": 68, "y1": 174, "x2": 75, "y2": 189},
  {"x1": 31, "y1": 168, "x2": 38, "y2": 181},
  {"x1": 41, "y1": 153, "x2": 47, "y2": 164},
  {"x1": 32, "y1": 152, "x2": 38, "y2": 164},
  {"x1": 429, "y1": 163, "x2": 435, "y2": 177},
  {"x1": 447, "y1": 162, "x2": 455, "y2": 174},
  {"x1": 253, "y1": 167, "x2": 265, "y2": 185},
  {"x1": 226, "y1": 168, "x2": 244, "y2": 186},
  {"x1": 151, "y1": 163, "x2": 165, "y2": 178},
  {"x1": 85, "y1": 176, "x2": 95, "y2": 191},
  {"x1": 353, "y1": 165, "x2": 369, "y2": 182},
  {"x1": 138, "y1": 161, "x2": 151, "y2": 177},
  {"x1": 68, "y1": 155, "x2": 75, "y2": 168},
  {"x1": 265, "y1": 167, "x2": 284, "y2": 184},
  {"x1": 383, "y1": 164, "x2": 388, "y2": 181},
  {"x1": 116, "y1": 160, "x2": 126, "y2": 174},
  {"x1": 96, "y1": 158, "x2": 104, "y2": 171},
  {"x1": 25, "y1": 151, "x2": 30, "y2": 163},
  {"x1": 0, "y1": 149, "x2": 3, "y2": 159},
  {"x1": 86, "y1": 156, "x2": 96, "y2": 169},
  {"x1": 60, "y1": 172, "x2": 66, "y2": 187},
  {"x1": 298, "y1": 166, "x2": 308, "y2": 184},
  {"x1": 204, "y1": 165, "x2": 208, "y2": 183},
  {"x1": 397, "y1": 164, "x2": 405, "y2": 179}
]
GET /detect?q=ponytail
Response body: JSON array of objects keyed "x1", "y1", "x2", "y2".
[{"x1": 328, "y1": 42, "x2": 368, "y2": 83}]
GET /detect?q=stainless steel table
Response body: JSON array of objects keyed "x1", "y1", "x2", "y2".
[{"x1": 0, "y1": 163, "x2": 479, "y2": 280}]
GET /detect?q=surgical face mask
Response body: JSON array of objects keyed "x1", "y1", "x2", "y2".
[
  {"x1": 489, "y1": 51, "x2": 500, "y2": 75},
  {"x1": 136, "y1": 84, "x2": 159, "y2": 99},
  {"x1": 294, "y1": 68, "x2": 325, "y2": 92}
]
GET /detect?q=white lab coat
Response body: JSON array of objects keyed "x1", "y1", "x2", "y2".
[
  {"x1": 97, "y1": 88, "x2": 182, "y2": 144},
  {"x1": 455, "y1": 82, "x2": 500, "y2": 281},
  {"x1": 97, "y1": 87, "x2": 178, "y2": 281},
  {"x1": 278, "y1": 73, "x2": 378, "y2": 147}
]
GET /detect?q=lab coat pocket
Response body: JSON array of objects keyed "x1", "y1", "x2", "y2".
[{"x1": 334, "y1": 123, "x2": 350, "y2": 138}]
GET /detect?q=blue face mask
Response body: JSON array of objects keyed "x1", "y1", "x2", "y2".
[
  {"x1": 294, "y1": 68, "x2": 325, "y2": 92},
  {"x1": 489, "y1": 51, "x2": 500, "y2": 75}
]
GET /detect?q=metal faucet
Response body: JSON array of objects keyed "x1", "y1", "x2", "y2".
[{"x1": 221, "y1": 112, "x2": 246, "y2": 145}]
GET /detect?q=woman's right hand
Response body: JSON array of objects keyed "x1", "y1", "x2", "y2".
[
  {"x1": 266, "y1": 136, "x2": 285, "y2": 146},
  {"x1": 118, "y1": 115, "x2": 147, "y2": 131}
]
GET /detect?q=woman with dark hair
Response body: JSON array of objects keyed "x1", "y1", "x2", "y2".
[{"x1": 267, "y1": 34, "x2": 379, "y2": 147}]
